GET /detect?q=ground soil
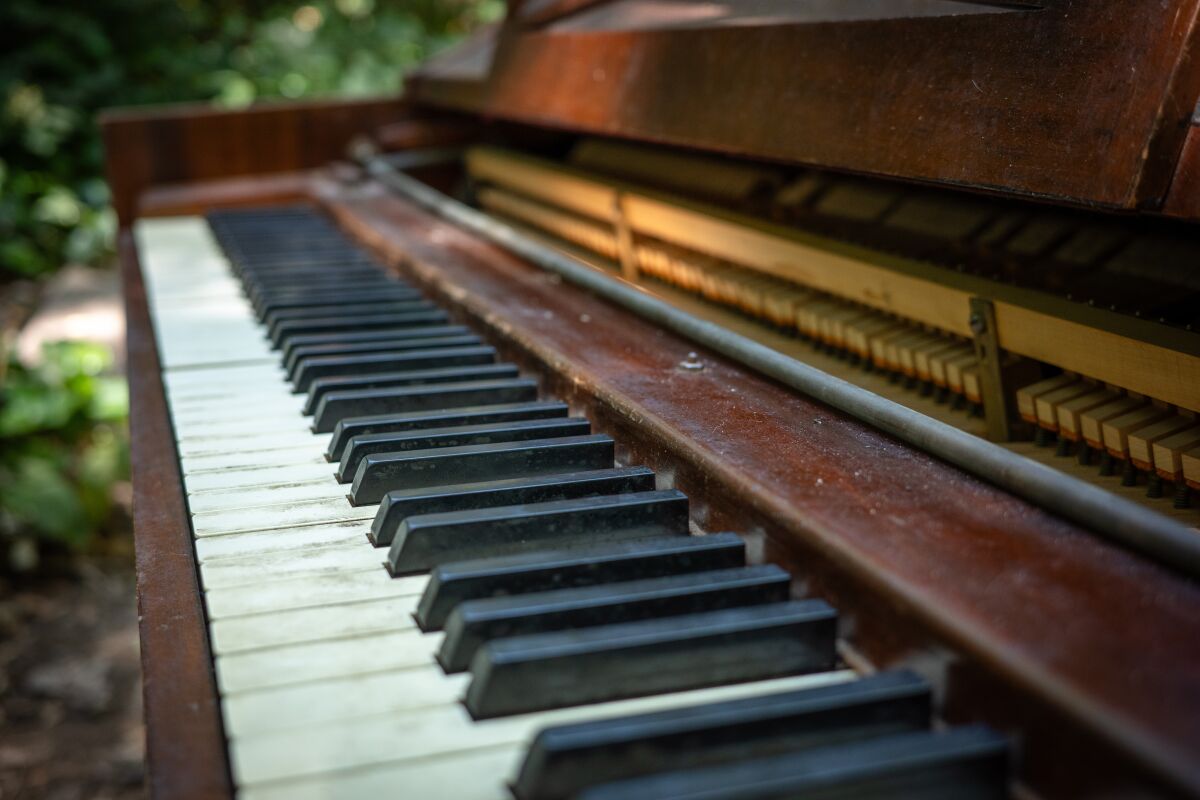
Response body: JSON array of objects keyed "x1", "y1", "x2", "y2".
[{"x1": 0, "y1": 556, "x2": 144, "y2": 800}]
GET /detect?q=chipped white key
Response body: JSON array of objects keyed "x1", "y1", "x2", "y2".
[
  {"x1": 217, "y1": 630, "x2": 438, "y2": 693},
  {"x1": 223, "y1": 664, "x2": 468, "y2": 738},
  {"x1": 194, "y1": 520, "x2": 369, "y2": 562},
  {"x1": 210, "y1": 603, "x2": 429, "y2": 655},
  {"x1": 191, "y1": 496, "x2": 372, "y2": 536},
  {"x1": 200, "y1": 541, "x2": 383, "y2": 589},
  {"x1": 204, "y1": 569, "x2": 425, "y2": 619}
]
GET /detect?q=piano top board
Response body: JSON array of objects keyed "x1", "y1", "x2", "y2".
[{"x1": 409, "y1": 0, "x2": 1200, "y2": 213}]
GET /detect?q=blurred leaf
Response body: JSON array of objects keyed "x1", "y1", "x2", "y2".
[{"x1": 0, "y1": 453, "x2": 89, "y2": 545}]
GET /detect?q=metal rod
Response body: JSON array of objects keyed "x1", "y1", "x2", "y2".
[{"x1": 365, "y1": 156, "x2": 1200, "y2": 580}]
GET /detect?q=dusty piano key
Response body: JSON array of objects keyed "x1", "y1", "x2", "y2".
[
  {"x1": 373, "y1": 465, "x2": 655, "y2": 547},
  {"x1": 271, "y1": 309, "x2": 450, "y2": 349},
  {"x1": 312, "y1": 377, "x2": 539, "y2": 432},
  {"x1": 250, "y1": 279, "x2": 406, "y2": 313},
  {"x1": 513, "y1": 670, "x2": 931, "y2": 800},
  {"x1": 329, "y1": 400, "x2": 569, "y2": 462},
  {"x1": 387, "y1": 488, "x2": 685, "y2": 574},
  {"x1": 338, "y1": 417, "x2": 591, "y2": 482},
  {"x1": 264, "y1": 300, "x2": 438, "y2": 342},
  {"x1": 263, "y1": 298, "x2": 433, "y2": 332},
  {"x1": 282, "y1": 325, "x2": 474, "y2": 371},
  {"x1": 438, "y1": 565, "x2": 789, "y2": 672},
  {"x1": 288, "y1": 333, "x2": 481, "y2": 382},
  {"x1": 577, "y1": 725, "x2": 1008, "y2": 800},
  {"x1": 304, "y1": 363, "x2": 519, "y2": 416},
  {"x1": 294, "y1": 345, "x2": 499, "y2": 393},
  {"x1": 350, "y1": 432, "x2": 612, "y2": 503},
  {"x1": 247, "y1": 274, "x2": 394, "y2": 302},
  {"x1": 465, "y1": 599, "x2": 838, "y2": 719},
  {"x1": 256, "y1": 286, "x2": 424, "y2": 317},
  {"x1": 416, "y1": 531, "x2": 744, "y2": 631}
]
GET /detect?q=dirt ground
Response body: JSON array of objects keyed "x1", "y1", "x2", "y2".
[
  {"x1": 1, "y1": 265, "x2": 145, "y2": 799},
  {"x1": 0, "y1": 559, "x2": 144, "y2": 800}
]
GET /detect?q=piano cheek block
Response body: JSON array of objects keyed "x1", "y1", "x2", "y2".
[
  {"x1": 350, "y1": 434, "x2": 616, "y2": 506},
  {"x1": 464, "y1": 599, "x2": 839, "y2": 720},
  {"x1": 385, "y1": 490, "x2": 689, "y2": 575},
  {"x1": 511, "y1": 670, "x2": 933, "y2": 800}
]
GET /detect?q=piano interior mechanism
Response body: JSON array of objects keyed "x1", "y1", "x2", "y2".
[{"x1": 102, "y1": 2, "x2": 1200, "y2": 798}]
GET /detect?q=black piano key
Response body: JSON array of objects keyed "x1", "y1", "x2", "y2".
[
  {"x1": 385, "y1": 485, "x2": 681, "y2": 574},
  {"x1": 246, "y1": 272, "x2": 391, "y2": 295},
  {"x1": 312, "y1": 377, "x2": 539, "y2": 433},
  {"x1": 438, "y1": 565, "x2": 789, "y2": 673},
  {"x1": 513, "y1": 670, "x2": 932, "y2": 800},
  {"x1": 415, "y1": 531, "x2": 743, "y2": 631},
  {"x1": 295, "y1": 345, "x2": 498, "y2": 393},
  {"x1": 257, "y1": 287, "x2": 424, "y2": 317},
  {"x1": 577, "y1": 725, "x2": 1008, "y2": 800},
  {"x1": 337, "y1": 417, "x2": 591, "y2": 483},
  {"x1": 250, "y1": 278, "x2": 402, "y2": 311},
  {"x1": 464, "y1": 599, "x2": 838, "y2": 719},
  {"x1": 272, "y1": 310, "x2": 449, "y2": 348},
  {"x1": 351, "y1": 432, "x2": 612, "y2": 503},
  {"x1": 304, "y1": 363, "x2": 518, "y2": 416},
  {"x1": 264, "y1": 299, "x2": 432, "y2": 331},
  {"x1": 372, "y1": 464, "x2": 652, "y2": 548},
  {"x1": 283, "y1": 326, "x2": 474, "y2": 373},
  {"x1": 244, "y1": 265, "x2": 383, "y2": 286},
  {"x1": 328, "y1": 401, "x2": 568, "y2": 462},
  {"x1": 288, "y1": 334, "x2": 480, "y2": 381}
]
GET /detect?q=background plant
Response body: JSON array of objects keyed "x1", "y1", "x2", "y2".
[{"x1": 0, "y1": 0, "x2": 502, "y2": 278}]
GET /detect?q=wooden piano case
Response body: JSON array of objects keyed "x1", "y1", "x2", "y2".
[{"x1": 104, "y1": 4, "x2": 1200, "y2": 797}]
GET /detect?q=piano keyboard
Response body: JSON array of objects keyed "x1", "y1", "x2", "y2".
[{"x1": 136, "y1": 207, "x2": 1009, "y2": 798}]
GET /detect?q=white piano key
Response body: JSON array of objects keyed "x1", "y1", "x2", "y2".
[
  {"x1": 194, "y1": 521, "x2": 368, "y2": 563},
  {"x1": 164, "y1": 362, "x2": 286, "y2": 389},
  {"x1": 217, "y1": 630, "x2": 439, "y2": 693},
  {"x1": 240, "y1": 747, "x2": 516, "y2": 800},
  {"x1": 204, "y1": 569, "x2": 424, "y2": 619},
  {"x1": 187, "y1": 478, "x2": 346, "y2": 513},
  {"x1": 210, "y1": 601, "x2": 429, "y2": 655},
  {"x1": 173, "y1": 415, "x2": 314, "y2": 441},
  {"x1": 230, "y1": 671, "x2": 856, "y2": 787},
  {"x1": 191, "y1": 496, "x2": 371, "y2": 536},
  {"x1": 200, "y1": 540, "x2": 383, "y2": 589},
  {"x1": 181, "y1": 445, "x2": 324, "y2": 475},
  {"x1": 183, "y1": 462, "x2": 338, "y2": 493},
  {"x1": 176, "y1": 429, "x2": 329, "y2": 458},
  {"x1": 169, "y1": 394, "x2": 307, "y2": 421},
  {"x1": 223, "y1": 664, "x2": 469, "y2": 738}
]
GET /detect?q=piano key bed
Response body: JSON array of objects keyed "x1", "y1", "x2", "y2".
[{"x1": 136, "y1": 208, "x2": 1009, "y2": 799}]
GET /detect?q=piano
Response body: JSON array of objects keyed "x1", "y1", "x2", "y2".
[{"x1": 101, "y1": 2, "x2": 1200, "y2": 798}]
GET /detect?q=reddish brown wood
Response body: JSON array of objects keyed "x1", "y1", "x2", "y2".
[
  {"x1": 1164, "y1": 122, "x2": 1200, "y2": 219},
  {"x1": 119, "y1": 231, "x2": 232, "y2": 800},
  {"x1": 410, "y1": 1, "x2": 1200, "y2": 210},
  {"x1": 100, "y1": 97, "x2": 414, "y2": 227},
  {"x1": 139, "y1": 171, "x2": 318, "y2": 218},
  {"x1": 315, "y1": 176, "x2": 1200, "y2": 799}
]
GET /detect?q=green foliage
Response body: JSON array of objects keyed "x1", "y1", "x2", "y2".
[
  {"x1": 0, "y1": 342, "x2": 129, "y2": 563},
  {"x1": 0, "y1": 0, "x2": 502, "y2": 277}
]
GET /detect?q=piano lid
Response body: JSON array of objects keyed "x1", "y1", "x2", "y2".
[{"x1": 408, "y1": 0, "x2": 1200, "y2": 212}]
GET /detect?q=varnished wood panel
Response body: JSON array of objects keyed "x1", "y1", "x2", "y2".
[
  {"x1": 412, "y1": 1, "x2": 1200, "y2": 210},
  {"x1": 100, "y1": 97, "x2": 412, "y2": 226}
]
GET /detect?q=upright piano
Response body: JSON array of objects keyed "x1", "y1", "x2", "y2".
[{"x1": 102, "y1": 2, "x2": 1200, "y2": 798}]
